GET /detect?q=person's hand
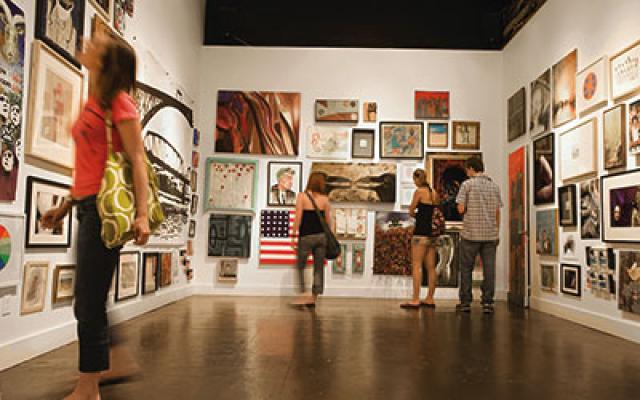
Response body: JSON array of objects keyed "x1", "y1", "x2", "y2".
[
  {"x1": 133, "y1": 216, "x2": 151, "y2": 245},
  {"x1": 40, "y1": 206, "x2": 69, "y2": 230}
]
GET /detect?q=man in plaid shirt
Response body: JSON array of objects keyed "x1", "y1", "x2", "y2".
[{"x1": 455, "y1": 157, "x2": 503, "y2": 314}]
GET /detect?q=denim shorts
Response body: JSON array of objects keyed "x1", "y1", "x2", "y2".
[{"x1": 412, "y1": 235, "x2": 437, "y2": 246}]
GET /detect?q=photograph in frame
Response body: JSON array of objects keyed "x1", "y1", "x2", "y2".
[
  {"x1": 559, "y1": 119, "x2": 597, "y2": 182},
  {"x1": 116, "y1": 252, "x2": 139, "y2": 302},
  {"x1": 540, "y1": 263, "x2": 557, "y2": 292},
  {"x1": 552, "y1": 49, "x2": 577, "y2": 128},
  {"x1": 35, "y1": 0, "x2": 85, "y2": 68},
  {"x1": 602, "y1": 170, "x2": 640, "y2": 243},
  {"x1": 142, "y1": 253, "x2": 158, "y2": 295},
  {"x1": 25, "y1": 176, "x2": 72, "y2": 248},
  {"x1": 603, "y1": 104, "x2": 626, "y2": 170},
  {"x1": 561, "y1": 234, "x2": 578, "y2": 260},
  {"x1": 536, "y1": 209, "x2": 558, "y2": 256},
  {"x1": 379, "y1": 122, "x2": 423, "y2": 159},
  {"x1": 52, "y1": 264, "x2": 75, "y2": 305},
  {"x1": 351, "y1": 129, "x2": 375, "y2": 159},
  {"x1": 427, "y1": 122, "x2": 448, "y2": 148},
  {"x1": 629, "y1": 100, "x2": 640, "y2": 155},
  {"x1": 188, "y1": 220, "x2": 196, "y2": 238},
  {"x1": 619, "y1": 250, "x2": 640, "y2": 314},
  {"x1": 452, "y1": 121, "x2": 480, "y2": 150},
  {"x1": 530, "y1": 69, "x2": 551, "y2": 137},
  {"x1": 580, "y1": 178, "x2": 600, "y2": 240},
  {"x1": 267, "y1": 162, "x2": 302, "y2": 207},
  {"x1": 561, "y1": 263, "x2": 581, "y2": 297},
  {"x1": 20, "y1": 261, "x2": 48, "y2": 314},
  {"x1": 558, "y1": 185, "x2": 577, "y2": 227},
  {"x1": 533, "y1": 133, "x2": 554, "y2": 205}
]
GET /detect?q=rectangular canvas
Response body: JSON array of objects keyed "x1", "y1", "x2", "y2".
[
  {"x1": 307, "y1": 126, "x2": 350, "y2": 159},
  {"x1": 310, "y1": 162, "x2": 396, "y2": 203},
  {"x1": 188, "y1": 220, "x2": 196, "y2": 238},
  {"x1": 580, "y1": 179, "x2": 600, "y2": 240},
  {"x1": 540, "y1": 263, "x2": 557, "y2": 292},
  {"x1": 379, "y1": 122, "x2": 423, "y2": 159},
  {"x1": 315, "y1": 99, "x2": 359, "y2": 122},
  {"x1": 20, "y1": 261, "x2": 48, "y2": 314},
  {"x1": 0, "y1": 214, "x2": 24, "y2": 284},
  {"x1": 577, "y1": 57, "x2": 608, "y2": 115},
  {"x1": 116, "y1": 252, "x2": 139, "y2": 302},
  {"x1": 452, "y1": 121, "x2": 480, "y2": 150},
  {"x1": 331, "y1": 208, "x2": 367, "y2": 240},
  {"x1": 52, "y1": 264, "x2": 74, "y2": 304},
  {"x1": 26, "y1": 41, "x2": 84, "y2": 171},
  {"x1": 35, "y1": 0, "x2": 85, "y2": 68},
  {"x1": 602, "y1": 170, "x2": 640, "y2": 243},
  {"x1": 205, "y1": 158, "x2": 258, "y2": 212},
  {"x1": 142, "y1": 253, "x2": 158, "y2": 295},
  {"x1": 159, "y1": 252, "x2": 172, "y2": 288},
  {"x1": 561, "y1": 264, "x2": 581, "y2": 296},
  {"x1": 190, "y1": 194, "x2": 198, "y2": 215},
  {"x1": 559, "y1": 119, "x2": 596, "y2": 182},
  {"x1": 363, "y1": 102, "x2": 377, "y2": 122},
  {"x1": 427, "y1": 123, "x2": 448, "y2": 148},
  {"x1": 533, "y1": 133, "x2": 555, "y2": 205},
  {"x1": 552, "y1": 49, "x2": 577, "y2": 127},
  {"x1": 536, "y1": 209, "x2": 558, "y2": 256},
  {"x1": 267, "y1": 162, "x2": 302, "y2": 207},
  {"x1": 629, "y1": 99, "x2": 640, "y2": 155},
  {"x1": 373, "y1": 212, "x2": 413, "y2": 276},
  {"x1": 208, "y1": 214, "x2": 252, "y2": 258},
  {"x1": 351, "y1": 129, "x2": 375, "y2": 159},
  {"x1": 331, "y1": 244, "x2": 348, "y2": 274},
  {"x1": 508, "y1": 146, "x2": 527, "y2": 307},
  {"x1": 558, "y1": 185, "x2": 577, "y2": 227},
  {"x1": 508, "y1": 87, "x2": 526, "y2": 142},
  {"x1": 561, "y1": 233, "x2": 578, "y2": 260},
  {"x1": 610, "y1": 40, "x2": 640, "y2": 100},
  {"x1": 352, "y1": 244, "x2": 365, "y2": 274},
  {"x1": 215, "y1": 91, "x2": 300, "y2": 155},
  {"x1": 90, "y1": 0, "x2": 111, "y2": 21},
  {"x1": 415, "y1": 91, "x2": 449, "y2": 119},
  {"x1": 25, "y1": 176, "x2": 72, "y2": 248},
  {"x1": 530, "y1": 69, "x2": 551, "y2": 137},
  {"x1": 619, "y1": 250, "x2": 640, "y2": 314},
  {"x1": 218, "y1": 259, "x2": 238, "y2": 282},
  {"x1": 603, "y1": 104, "x2": 626, "y2": 170}
]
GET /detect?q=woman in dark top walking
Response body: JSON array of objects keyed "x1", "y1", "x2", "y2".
[
  {"x1": 291, "y1": 172, "x2": 332, "y2": 306},
  {"x1": 401, "y1": 169, "x2": 440, "y2": 309}
]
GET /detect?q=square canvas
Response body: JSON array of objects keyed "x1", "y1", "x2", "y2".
[
  {"x1": 363, "y1": 102, "x2": 377, "y2": 122},
  {"x1": 536, "y1": 209, "x2": 558, "y2": 256},
  {"x1": 52, "y1": 264, "x2": 75, "y2": 304},
  {"x1": 315, "y1": 99, "x2": 359, "y2": 122},
  {"x1": 307, "y1": 126, "x2": 350, "y2": 159},
  {"x1": 267, "y1": 162, "x2": 302, "y2": 207},
  {"x1": 558, "y1": 185, "x2": 577, "y2": 227},
  {"x1": 25, "y1": 177, "x2": 72, "y2": 248},
  {"x1": 452, "y1": 121, "x2": 480, "y2": 150},
  {"x1": 533, "y1": 133, "x2": 555, "y2": 205},
  {"x1": 208, "y1": 214, "x2": 252, "y2": 258},
  {"x1": 559, "y1": 119, "x2": 596, "y2": 182},
  {"x1": 530, "y1": 69, "x2": 551, "y2": 137},
  {"x1": 352, "y1": 244, "x2": 365, "y2": 274},
  {"x1": 35, "y1": 0, "x2": 85, "y2": 68},
  {"x1": 218, "y1": 259, "x2": 238, "y2": 281},
  {"x1": 629, "y1": 100, "x2": 640, "y2": 155},
  {"x1": 116, "y1": 252, "x2": 139, "y2": 302},
  {"x1": 415, "y1": 91, "x2": 449, "y2": 119},
  {"x1": 603, "y1": 104, "x2": 626, "y2": 170},
  {"x1": 379, "y1": 122, "x2": 423, "y2": 159},
  {"x1": 508, "y1": 87, "x2": 526, "y2": 142},
  {"x1": 580, "y1": 179, "x2": 600, "y2": 240},
  {"x1": 619, "y1": 250, "x2": 640, "y2": 314},
  {"x1": 540, "y1": 264, "x2": 557, "y2": 292},
  {"x1": 602, "y1": 170, "x2": 640, "y2": 243},
  {"x1": 577, "y1": 57, "x2": 608, "y2": 115},
  {"x1": 561, "y1": 264, "x2": 581, "y2": 296},
  {"x1": 552, "y1": 49, "x2": 577, "y2": 127},
  {"x1": 215, "y1": 91, "x2": 300, "y2": 155},
  {"x1": 427, "y1": 123, "x2": 448, "y2": 148},
  {"x1": 0, "y1": 214, "x2": 24, "y2": 284},
  {"x1": 20, "y1": 262, "x2": 48, "y2": 314},
  {"x1": 159, "y1": 252, "x2": 172, "y2": 288},
  {"x1": 142, "y1": 253, "x2": 158, "y2": 295},
  {"x1": 351, "y1": 129, "x2": 375, "y2": 159},
  {"x1": 205, "y1": 158, "x2": 258, "y2": 212},
  {"x1": 610, "y1": 40, "x2": 640, "y2": 100},
  {"x1": 310, "y1": 162, "x2": 396, "y2": 203}
]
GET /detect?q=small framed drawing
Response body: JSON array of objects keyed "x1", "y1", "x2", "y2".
[
  {"x1": 427, "y1": 122, "x2": 448, "y2": 148},
  {"x1": 363, "y1": 102, "x2": 377, "y2": 122},
  {"x1": 20, "y1": 261, "x2": 49, "y2": 315},
  {"x1": 629, "y1": 99, "x2": 640, "y2": 155},
  {"x1": 602, "y1": 169, "x2": 640, "y2": 243},
  {"x1": 351, "y1": 129, "x2": 375, "y2": 159},
  {"x1": 193, "y1": 128, "x2": 200, "y2": 146},
  {"x1": 610, "y1": 39, "x2": 640, "y2": 100},
  {"x1": 52, "y1": 264, "x2": 75, "y2": 305},
  {"x1": 558, "y1": 185, "x2": 577, "y2": 227},
  {"x1": 576, "y1": 56, "x2": 608, "y2": 116},
  {"x1": 315, "y1": 99, "x2": 359, "y2": 122},
  {"x1": 540, "y1": 263, "x2": 557, "y2": 292},
  {"x1": 35, "y1": 0, "x2": 85, "y2": 68},
  {"x1": 188, "y1": 220, "x2": 196, "y2": 238},
  {"x1": 379, "y1": 122, "x2": 424, "y2": 160},
  {"x1": 559, "y1": 119, "x2": 597, "y2": 182},
  {"x1": 400, "y1": 163, "x2": 421, "y2": 185},
  {"x1": 561, "y1": 264, "x2": 581, "y2": 297},
  {"x1": 415, "y1": 91, "x2": 449, "y2": 119},
  {"x1": 561, "y1": 234, "x2": 578, "y2": 260},
  {"x1": 218, "y1": 259, "x2": 238, "y2": 282},
  {"x1": 190, "y1": 194, "x2": 198, "y2": 215},
  {"x1": 25, "y1": 177, "x2": 73, "y2": 248},
  {"x1": 142, "y1": 253, "x2": 159, "y2": 295},
  {"x1": 452, "y1": 121, "x2": 480, "y2": 150},
  {"x1": 159, "y1": 252, "x2": 172, "y2": 288},
  {"x1": 116, "y1": 252, "x2": 139, "y2": 302},
  {"x1": 603, "y1": 104, "x2": 626, "y2": 170},
  {"x1": 308, "y1": 126, "x2": 350, "y2": 159},
  {"x1": 90, "y1": 0, "x2": 111, "y2": 21},
  {"x1": 267, "y1": 162, "x2": 302, "y2": 207}
]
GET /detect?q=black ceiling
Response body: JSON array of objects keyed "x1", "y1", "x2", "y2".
[{"x1": 204, "y1": 0, "x2": 546, "y2": 50}]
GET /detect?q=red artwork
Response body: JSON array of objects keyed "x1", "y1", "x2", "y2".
[
  {"x1": 415, "y1": 91, "x2": 450, "y2": 119},
  {"x1": 508, "y1": 146, "x2": 527, "y2": 307}
]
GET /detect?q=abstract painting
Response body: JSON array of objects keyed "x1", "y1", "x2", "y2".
[
  {"x1": 559, "y1": 119, "x2": 596, "y2": 182},
  {"x1": 52, "y1": 264, "x2": 74, "y2": 305},
  {"x1": 530, "y1": 69, "x2": 551, "y2": 137},
  {"x1": 576, "y1": 56, "x2": 608, "y2": 115},
  {"x1": 142, "y1": 253, "x2": 158, "y2": 295},
  {"x1": 35, "y1": 0, "x2": 85, "y2": 68},
  {"x1": 315, "y1": 99, "x2": 358, "y2": 122},
  {"x1": 610, "y1": 39, "x2": 640, "y2": 100},
  {"x1": 379, "y1": 121, "x2": 423, "y2": 159},
  {"x1": 159, "y1": 252, "x2": 172, "y2": 288},
  {"x1": 307, "y1": 126, "x2": 350, "y2": 159},
  {"x1": 89, "y1": 0, "x2": 110, "y2": 21},
  {"x1": 20, "y1": 261, "x2": 48, "y2": 314},
  {"x1": 508, "y1": 87, "x2": 526, "y2": 142},
  {"x1": 351, "y1": 129, "x2": 375, "y2": 159},
  {"x1": 558, "y1": 185, "x2": 577, "y2": 227},
  {"x1": 619, "y1": 250, "x2": 640, "y2": 314},
  {"x1": 205, "y1": 158, "x2": 258, "y2": 212},
  {"x1": 540, "y1": 263, "x2": 557, "y2": 292},
  {"x1": 116, "y1": 252, "x2": 139, "y2": 302},
  {"x1": 427, "y1": 122, "x2": 448, "y2": 148},
  {"x1": 373, "y1": 212, "x2": 412, "y2": 275},
  {"x1": 552, "y1": 49, "x2": 577, "y2": 127},
  {"x1": 580, "y1": 178, "x2": 600, "y2": 240},
  {"x1": 508, "y1": 147, "x2": 527, "y2": 307},
  {"x1": 561, "y1": 264, "x2": 581, "y2": 297},
  {"x1": 0, "y1": 214, "x2": 24, "y2": 284},
  {"x1": 25, "y1": 176, "x2": 72, "y2": 248},
  {"x1": 533, "y1": 133, "x2": 554, "y2": 205},
  {"x1": 603, "y1": 104, "x2": 626, "y2": 170},
  {"x1": 310, "y1": 162, "x2": 396, "y2": 203},
  {"x1": 628, "y1": 99, "x2": 640, "y2": 155},
  {"x1": 218, "y1": 259, "x2": 238, "y2": 282},
  {"x1": 415, "y1": 91, "x2": 449, "y2": 119},
  {"x1": 331, "y1": 208, "x2": 367, "y2": 240},
  {"x1": 208, "y1": 214, "x2": 252, "y2": 258},
  {"x1": 452, "y1": 121, "x2": 480, "y2": 150},
  {"x1": 536, "y1": 209, "x2": 558, "y2": 256},
  {"x1": 352, "y1": 244, "x2": 365, "y2": 274},
  {"x1": 602, "y1": 170, "x2": 640, "y2": 242},
  {"x1": 190, "y1": 194, "x2": 198, "y2": 215},
  {"x1": 363, "y1": 102, "x2": 377, "y2": 122},
  {"x1": 216, "y1": 91, "x2": 300, "y2": 155}
]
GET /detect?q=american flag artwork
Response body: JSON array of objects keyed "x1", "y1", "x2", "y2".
[{"x1": 259, "y1": 210, "x2": 313, "y2": 266}]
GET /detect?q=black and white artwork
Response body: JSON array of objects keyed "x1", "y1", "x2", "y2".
[
  {"x1": 25, "y1": 176, "x2": 72, "y2": 248},
  {"x1": 530, "y1": 69, "x2": 551, "y2": 137},
  {"x1": 208, "y1": 214, "x2": 251, "y2": 258},
  {"x1": 35, "y1": 0, "x2": 85, "y2": 68},
  {"x1": 580, "y1": 179, "x2": 600, "y2": 240}
]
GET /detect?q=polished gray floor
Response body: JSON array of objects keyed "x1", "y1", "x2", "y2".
[{"x1": 1, "y1": 296, "x2": 639, "y2": 399}]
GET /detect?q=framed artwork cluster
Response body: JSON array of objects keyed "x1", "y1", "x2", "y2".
[{"x1": 585, "y1": 247, "x2": 615, "y2": 298}]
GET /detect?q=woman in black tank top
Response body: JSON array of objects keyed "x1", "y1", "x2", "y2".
[{"x1": 401, "y1": 169, "x2": 440, "y2": 309}]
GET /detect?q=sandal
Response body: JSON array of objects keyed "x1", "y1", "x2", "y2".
[
  {"x1": 420, "y1": 300, "x2": 436, "y2": 308},
  {"x1": 400, "y1": 302, "x2": 421, "y2": 309}
]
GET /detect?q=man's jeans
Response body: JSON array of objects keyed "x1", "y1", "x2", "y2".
[{"x1": 459, "y1": 239, "x2": 498, "y2": 305}]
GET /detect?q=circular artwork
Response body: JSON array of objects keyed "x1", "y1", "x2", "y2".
[
  {"x1": 0, "y1": 224, "x2": 11, "y2": 272},
  {"x1": 583, "y1": 72, "x2": 598, "y2": 100}
]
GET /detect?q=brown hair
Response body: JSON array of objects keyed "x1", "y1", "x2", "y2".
[
  {"x1": 305, "y1": 172, "x2": 326, "y2": 193},
  {"x1": 464, "y1": 157, "x2": 484, "y2": 173},
  {"x1": 413, "y1": 169, "x2": 429, "y2": 187},
  {"x1": 97, "y1": 37, "x2": 137, "y2": 109}
]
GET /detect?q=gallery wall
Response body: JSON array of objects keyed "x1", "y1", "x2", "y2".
[
  {"x1": 193, "y1": 47, "x2": 507, "y2": 299},
  {"x1": 503, "y1": 0, "x2": 640, "y2": 342}
]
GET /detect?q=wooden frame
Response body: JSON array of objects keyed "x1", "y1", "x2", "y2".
[
  {"x1": 540, "y1": 263, "x2": 557, "y2": 292},
  {"x1": 379, "y1": 121, "x2": 424, "y2": 160},
  {"x1": 576, "y1": 56, "x2": 609, "y2": 116},
  {"x1": 351, "y1": 129, "x2": 375, "y2": 159},
  {"x1": 52, "y1": 264, "x2": 75, "y2": 305},
  {"x1": 267, "y1": 161, "x2": 303, "y2": 207},
  {"x1": 142, "y1": 253, "x2": 159, "y2": 295},
  {"x1": 558, "y1": 185, "x2": 577, "y2": 227},
  {"x1": 603, "y1": 104, "x2": 627, "y2": 170},
  {"x1": 204, "y1": 158, "x2": 258, "y2": 213},
  {"x1": 452, "y1": 121, "x2": 480, "y2": 150},
  {"x1": 427, "y1": 122, "x2": 449, "y2": 148},
  {"x1": 559, "y1": 119, "x2": 597, "y2": 182},
  {"x1": 561, "y1": 263, "x2": 581, "y2": 297},
  {"x1": 25, "y1": 176, "x2": 73, "y2": 248},
  {"x1": 115, "y1": 252, "x2": 140, "y2": 302},
  {"x1": 610, "y1": 39, "x2": 640, "y2": 101}
]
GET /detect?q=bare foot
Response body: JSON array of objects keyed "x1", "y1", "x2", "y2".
[
  {"x1": 64, "y1": 373, "x2": 100, "y2": 400},
  {"x1": 291, "y1": 294, "x2": 314, "y2": 306},
  {"x1": 100, "y1": 346, "x2": 141, "y2": 385}
]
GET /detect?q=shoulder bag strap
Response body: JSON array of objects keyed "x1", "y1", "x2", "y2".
[
  {"x1": 306, "y1": 192, "x2": 332, "y2": 236},
  {"x1": 105, "y1": 110, "x2": 114, "y2": 154}
]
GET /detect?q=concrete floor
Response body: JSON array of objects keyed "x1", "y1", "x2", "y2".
[{"x1": 1, "y1": 296, "x2": 639, "y2": 400}]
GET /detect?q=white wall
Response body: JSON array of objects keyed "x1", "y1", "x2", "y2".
[
  {"x1": 193, "y1": 47, "x2": 507, "y2": 300},
  {"x1": 503, "y1": 0, "x2": 640, "y2": 343}
]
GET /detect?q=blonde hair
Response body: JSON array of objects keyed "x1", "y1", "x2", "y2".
[{"x1": 413, "y1": 169, "x2": 429, "y2": 188}]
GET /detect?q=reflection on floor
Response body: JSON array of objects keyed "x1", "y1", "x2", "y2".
[{"x1": 1, "y1": 296, "x2": 639, "y2": 399}]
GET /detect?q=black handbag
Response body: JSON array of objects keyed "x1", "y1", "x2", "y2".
[{"x1": 306, "y1": 192, "x2": 341, "y2": 260}]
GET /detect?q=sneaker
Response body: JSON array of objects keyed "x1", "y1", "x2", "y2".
[
  {"x1": 455, "y1": 303, "x2": 471, "y2": 313},
  {"x1": 482, "y1": 304, "x2": 495, "y2": 314}
]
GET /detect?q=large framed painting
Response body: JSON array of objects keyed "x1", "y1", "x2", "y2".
[
  {"x1": 204, "y1": 158, "x2": 258, "y2": 212},
  {"x1": 415, "y1": 91, "x2": 449, "y2": 119},
  {"x1": 0, "y1": 214, "x2": 24, "y2": 285},
  {"x1": 619, "y1": 250, "x2": 640, "y2": 314},
  {"x1": 508, "y1": 87, "x2": 526, "y2": 142},
  {"x1": 267, "y1": 162, "x2": 302, "y2": 207},
  {"x1": 533, "y1": 133, "x2": 555, "y2": 205},
  {"x1": 552, "y1": 49, "x2": 577, "y2": 128},
  {"x1": 602, "y1": 169, "x2": 640, "y2": 243},
  {"x1": 530, "y1": 69, "x2": 551, "y2": 137},
  {"x1": 540, "y1": 263, "x2": 557, "y2": 292},
  {"x1": 89, "y1": 0, "x2": 111, "y2": 21},
  {"x1": 576, "y1": 56, "x2": 608, "y2": 116},
  {"x1": 52, "y1": 264, "x2": 75, "y2": 305},
  {"x1": 561, "y1": 264, "x2": 581, "y2": 297},
  {"x1": 259, "y1": 210, "x2": 311, "y2": 266},
  {"x1": 363, "y1": 102, "x2": 377, "y2": 122},
  {"x1": 559, "y1": 118, "x2": 597, "y2": 182},
  {"x1": 508, "y1": 146, "x2": 527, "y2": 307},
  {"x1": 35, "y1": 0, "x2": 85, "y2": 68},
  {"x1": 452, "y1": 121, "x2": 480, "y2": 150},
  {"x1": 427, "y1": 122, "x2": 448, "y2": 148},
  {"x1": 307, "y1": 126, "x2": 350, "y2": 159},
  {"x1": 610, "y1": 39, "x2": 640, "y2": 101},
  {"x1": 20, "y1": 261, "x2": 49, "y2": 315},
  {"x1": 215, "y1": 91, "x2": 300, "y2": 155},
  {"x1": 536, "y1": 209, "x2": 558, "y2": 256},
  {"x1": 115, "y1": 252, "x2": 139, "y2": 302},
  {"x1": 379, "y1": 121, "x2": 423, "y2": 159},
  {"x1": 580, "y1": 178, "x2": 600, "y2": 240},
  {"x1": 558, "y1": 185, "x2": 577, "y2": 227},
  {"x1": 208, "y1": 214, "x2": 252, "y2": 258},
  {"x1": 142, "y1": 253, "x2": 158, "y2": 295},
  {"x1": 373, "y1": 212, "x2": 412, "y2": 276},
  {"x1": 26, "y1": 40, "x2": 84, "y2": 171},
  {"x1": 25, "y1": 176, "x2": 72, "y2": 248},
  {"x1": 351, "y1": 129, "x2": 375, "y2": 159},
  {"x1": 603, "y1": 104, "x2": 626, "y2": 170},
  {"x1": 315, "y1": 99, "x2": 359, "y2": 122},
  {"x1": 310, "y1": 162, "x2": 396, "y2": 203},
  {"x1": 629, "y1": 100, "x2": 640, "y2": 155},
  {"x1": 425, "y1": 152, "x2": 482, "y2": 222}
]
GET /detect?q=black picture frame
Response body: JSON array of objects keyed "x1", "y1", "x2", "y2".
[
  {"x1": 35, "y1": 0, "x2": 85, "y2": 69},
  {"x1": 351, "y1": 129, "x2": 375, "y2": 159},
  {"x1": 115, "y1": 252, "x2": 140, "y2": 302},
  {"x1": 601, "y1": 168, "x2": 640, "y2": 243},
  {"x1": 379, "y1": 121, "x2": 424, "y2": 160},
  {"x1": 188, "y1": 220, "x2": 196, "y2": 238},
  {"x1": 266, "y1": 162, "x2": 303, "y2": 207},
  {"x1": 561, "y1": 263, "x2": 581, "y2": 296},
  {"x1": 533, "y1": 132, "x2": 555, "y2": 205},
  {"x1": 142, "y1": 253, "x2": 159, "y2": 295},
  {"x1": 558, "y1": 185, "x2": 577, "y2": 227},
  {"x1": 25, "y1": 176, "x2": 73, "y2": 248},
  {"x1": 190, "y1": 194, "x2": 199, "y2": 215}
]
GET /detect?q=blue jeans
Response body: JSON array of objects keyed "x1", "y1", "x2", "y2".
[{"x1": 459, "y1": 239, "x2": 498, "y2": 305}]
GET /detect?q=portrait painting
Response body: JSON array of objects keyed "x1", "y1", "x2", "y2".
[
  {"x1": 315, "y1": 99, "x2": 359, "y2": 122},
  {"x1": 379, "y1": 122, "x2": 423, "y2": 159},
  {"x1": 533, "y1": 133, "x2": 554, "y2": 205},
  {"x1": 115, "y1": 252, "x2": 139, "y2": 302},
  {"x1": 89, "y1": 0, "x2": 110, "y2": 21},
  {"x1": 208, "y1": 214, "x2": 252, "y2": 258},
  {"x1": 619, "y1": 250, "x2": 640, "y2": 314},
  {"x1": 415, "y1": 91, "x2": 449, "y2": 119},
  {"x1": 20, "y1": 262, "x2": 48, "y2": 314},
  {"x1": 540, "y1": 263, "x2": 557, "y2": 292},
  {"x1": 310, "y1": 162, "x2": 396, "y2": 203},
  {"x1": 629, "y1": 100, "x2": 640, "y2": 155},
  {"x1": 0, "y1": 214, "x2": 24, "y2": 284},
  {"x1": 580, "y1": 179, "x2": 600, "y2": 240},
  {"x1": 577, "y1": 57, "x2": 608, "y2": 115},
  {"x1": 267, "y1": 162, "x2": 302, "y2": 207},
  {"x1": 536, "y1": 209, "x2": 558, "y2": 257},
  {"x1": 142, "y1": 253, "x2": 158, "y2": 295},
  {"x1": 363, "y1": 102, "x2": 377, "y2": 122},
  {"x1": 552, "y1": 49, "x2": 577, "y2": 127},
  {"x1": 603, "y1": 104, "x2": 626, "y2": 170},
  {"x1": 508, "y1": 87, "x2": 526, "y2": 142},
  {"x1": 218, "y1": 259, "x2": 238, "y2": 282},
  {"x1": 307, "y1": 126, "x2": 350, "y2": 159},
  {"x1": 452, "y1": 121, "x2": 480, "y2": 150},
  {"x1": 215, "y1": 91, "x2": 300, "y2": 155},
  {"x1": 25, "y1": 176, "x2": 72, "y2": 248},
  {"x1": 159, "y1": 252, "x2": 172, "y2": 288},
  {"x1": 559, "y1": 119, "x2": 596, "y2": 182},
  {"x1": 52, "y1": 264, "x2": 74, "y2": 305},
  {"x1": 35, "y1": 0, "x2": 85, "y2": 68},
  {"x1": 508, "y1": 146, "x2": 527, "y2": 306},
  {"x1": 427, "y1": 123, "x2": 448, "y2": 148},
  {"x1": 351, "y1": 129, "x2": 375, "y2": 159},
  {"x1": 602, "y1": 170, "x2": 640, "y2": 243},
  {"x1": 205, "y1": 158, "x2": 258, "y2": 212},
  {"x1": 352, "y1": 244, "x2": 365, "y2": 274},
  {"x1": 558, "y1": 185, "x2": 577, "y2": 227},
  {"x1": 561, "y1": 264, "x2": 581, "y2": 297},
  {"x1": 610, "y1": 39, "x2": 640, "y2": 100},
  {"x1": 530, "y1": 69, "x2": 551, "y2": 137}
]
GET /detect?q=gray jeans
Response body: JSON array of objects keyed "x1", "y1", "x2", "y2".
[
  {"x1": 296, "y1": 233, "x2": 326, "y2": 294},
  {"x1": 459, "y1": 239, "x2": 498, "y2": 305}
]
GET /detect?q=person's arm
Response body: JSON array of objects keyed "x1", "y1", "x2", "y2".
[
  {"x1": 324, "y1": 198, "x2": 332, "y2": 230},
  {"x1": 408, "y1": 190, "x2": 420, "y2": 218},
  {"x1": 456, "y1": 182, "x2": 468, "y2": 215},
  {"x1": 40, "y1": 196, "x2": 73, "y2": 229}
]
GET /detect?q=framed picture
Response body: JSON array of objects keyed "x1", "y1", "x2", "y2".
[
  {"x1": 577, "y1": 56, "x2": 608, "y2": 116},
  {"x1": 603, "y1": 104, "x2": 626, "y2": 170},
  {"x1": 315, "y1": 99, "x2": 359, "y2": 122},
  {"x1": 610, "y1": 39, "x2": 640, "y2": 100},
  {"x1": 90, "y1": 0, "x2": 111, "y2": 21},
  {"x1": 585, "y1": 247, "x2": 615, "y2": 296},
  {"x1": 602, "y1": 169, "x2": 640, "y2": 243},
  {"x1": 536, "y1": 209, "x2": 558, "y2": 256},
  {"x1": 619, "y1": 250, "x2": 640, "y2": 314},
  {"x1": 351, "y1": 129, "x2": 375, "y2": 159},
  {"x1": 193, "y1": 128, "x2": 200, "y2": 146},
  {"x1": 209, "y1": 214, "x2": 252, "y2": 258},
  {"x1": 331, "y1": 208, "x2": 367, "y2": 240},
  {"x1": 20, "y1": 262, "x2": 49, "y2": 315},
  {"x1": 533, "y1": 133, "x2": 555, "y2": 205},
  {"x1": 508, "y1": 146, "x2": 528, "y2": 306},
  {"x1": 142, "y1": 253, "x2": 158, "y2": 295},
  {"x1": 310, "y1": 162, "x2": 396, "y2": 203},
  {"x1": 331, "y1": 244, "x2": 348, "y2": 274},
  {"x1": 452, "y1": 121, "x2": 480, "y2": 150},
  {"x1": 307, "y1": 126, "x2": 350, "y2": 159},
  {"x1": 379, "y1": 121, "x2": 424, "y2": 159},
  {"x1": 363, "y1": 102, "x2": 377, "y2": 122},
  {"x1": 561, "y1": 264, "x2": 581, "y2": 297},
  {"x1": 204, "y1": 158, "x2": 258, "y2": 212},
  {"x1": 580, "y1": 179, "x2": 600, "y2": 240},
  {"x1": 192, "y1": 151, "x2": 199, "y2": 168},
  {"x1": 508, "y1": 87, "x2": 526, "y2": 142},
  {"x1": 190, "y1": 194, "x2": 198, "y2": 215},
  {"x1": 218, "y1": 259, "x2": 238, "y2": 282},
  {"x1": 559, "y1": 119, "x2": 597, "y2": 182},
  {"x1": 188, "y1": 220, "x2": 196, "y2": 238},
  {"x1": 52, "y1": 264, "x2": 75, "y2": 305},
  {"x1": 115, "y1": 252, "x2": 139, "y2": 302},
  {"x1": 190, "y1": 170, "x2": 197, "y2": 192},
  {"x1": 558, "y1": 185, "x2": 577, "y2": 227},
  {"x1": 530, "y1": 69, "x2": 551, "y2": 137},
  {"x1": 399, "y1": 163, "x2": 421, "y2": 184},
  {"x1": 629, "y1": 100, "x2": 640, "y2": 155},
  {"x1": 540, "y1": 263, "x2": 557, "y2": 292},
  {"x1": 427, "y1": 122, "x2": 448, "y2": 148},
  {"x1": 561, "y1": 233, "x2": 578, "y2": 260},
  {"x1": 552, "y1": 49, "x2": 577, "y2": 128},
  {"x1": 267, "y1": 162, "x2": 302, "y2": 207},
  {"x1": 25, "y1": 176, "x2": 72, "y2": 248},
  {"x1": 159, "y1": 252, "x2": 172, "y2": 288},
  {"x1": 399, "y1": 187, "x2": 413, "y2": 208},
  {"x1": 352, "y1": 244, "x2": 365, "y2": 274},
  {"x1": 26, "y1": 41, "x2": 85, "y2": 171},
  {"x1": 415, "y1": 91, "x2": 449, "y2": 119},
  {"x1": 113, "y1": 0, "x2": 125, "y2": 35},
  {"x1": 0, "y1": 214, "x2": 25, "y2": 285},
  {"x1": 35, "y1": 0, "x2": 85, "y2": 68}
]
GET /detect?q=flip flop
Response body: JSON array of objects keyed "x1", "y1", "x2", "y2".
[
  {"x1": 420, "y1": 301, "x2": 436, "y2": 308},
  {"x1": 400, "y1": 302, "x2": 421, "y2": 309}
]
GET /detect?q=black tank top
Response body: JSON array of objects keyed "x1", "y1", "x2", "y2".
[
  {"x1": 300, "y1": 210, "x2": 325, "y2": 237},
  {"x1": 414, "y1": 202, "x2": 434, "y2": 236}
]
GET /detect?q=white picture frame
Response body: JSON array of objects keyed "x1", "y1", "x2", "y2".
[
  {"x1": 576, "y1": 56, "x2": 608, "y2": 116},
  {"x1": 306, "y1": 126, "x2": 350, "y2": 159},
  {"x1": 0, "y1": 214, "x2": 25, "y2": 285},
  {"x1": 559, "y1": 119, "x2": 597, "y2": 182},
  {"x1": 610, "y1": 39, "x2": 640, "y2": 101}
]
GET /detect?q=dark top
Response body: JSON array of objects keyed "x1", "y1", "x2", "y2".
[
  {"x1": 414, "y1": 202, "x2": 435, "y2": 237},
  {"x1": 300, "y1": 210, "x2": 325, "y2": 237}
]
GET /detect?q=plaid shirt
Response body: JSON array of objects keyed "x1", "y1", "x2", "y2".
[{"x1": 456, "y1": 174, "x2": 503, "y2": 241}]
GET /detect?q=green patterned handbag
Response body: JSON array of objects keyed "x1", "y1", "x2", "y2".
[{"x1": 97, "y1": 111, "x2": 164, "y2": 248}]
